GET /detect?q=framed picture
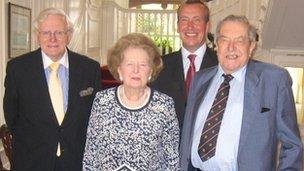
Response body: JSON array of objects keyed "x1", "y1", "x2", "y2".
[{"x1": 8, "y1": 3, "x2": 31, "y2": 58}]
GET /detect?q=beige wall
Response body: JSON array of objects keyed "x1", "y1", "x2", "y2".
[
  {"x1": 114, "y1": 0, "x2": 128, "y2": 8},
  {"x1": 0, "y1": 0, "x2": 6, "y2": 125}
]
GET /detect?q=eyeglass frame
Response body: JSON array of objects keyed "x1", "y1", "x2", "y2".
[
  {"x1": 216, "y1": 35, "x2": 252, "y2": 46},
  {"x1": 38, "y1": 30, "x2": 71, "y2": 39}
]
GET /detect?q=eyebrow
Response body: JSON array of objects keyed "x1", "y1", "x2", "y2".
[{"x1": 179, "y1": 16, "x2": 203, "y2": 19}]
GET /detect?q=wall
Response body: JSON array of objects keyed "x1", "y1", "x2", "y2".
[
  {"x1": 114, "y1": 0, "x2": 128, "y2": 8},
  {"x1": 0, "y1": 0, "x2": 31, "y2": 125},
  {"x1": 0, "y1": 0, "x2": 6, "y2": 126}
]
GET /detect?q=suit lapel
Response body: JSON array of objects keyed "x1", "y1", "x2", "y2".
[
  {"x1": 237, "y1": 60, "x2": 260, "y2": 156},
  {"x1": 30, "y1": 49, "x2": 59, "y2": 125},
  {"x1": 199, "y1": 47, "x2": 218, "y2": 70},
  {"x1": 175, "y1": 50, "x2": 187, "y2": 96},
  {"x1": 63, "y1": 52, "x2": 82, "y2": 126}
]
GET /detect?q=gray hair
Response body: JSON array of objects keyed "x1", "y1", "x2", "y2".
[
  {"x1": 33, "y1": 8, "x2": 74, "y2": 33},
  {"x1": 215, "y1": 15, "x2": 257, "y2": 42}
]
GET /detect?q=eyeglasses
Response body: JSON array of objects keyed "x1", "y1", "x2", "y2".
[
  {"x1": 38, "y1": 30, "x2": 69, "y2": 39},
  {"x1": 217, "y1": 36, "x2": 250, "y2": 46}
]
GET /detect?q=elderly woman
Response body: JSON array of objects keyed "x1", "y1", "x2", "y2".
[{"x1": 82, "y1": 33, "x2": 180, "y2": 170}]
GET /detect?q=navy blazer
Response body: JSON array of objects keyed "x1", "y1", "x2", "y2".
[
  {"x1": 151, "y1": 47, "x2": 218, "y2": 129},
  {"x1": 180, "y1": 60, "x2": 303, "y2": 171},
  {"x1": 3, "y1": 48, "x2": 101, "y2": 171}
]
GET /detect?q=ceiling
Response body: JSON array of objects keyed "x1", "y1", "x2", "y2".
[
  {"x1": 128, "y1": 0, "x2": 212, "y2": 8},
  {"x1": 129, "y1": 0, "x2": 182, "y2": 8},
  {"x1": 262, "y1": 0, "x2": 304, "y2": 50}
]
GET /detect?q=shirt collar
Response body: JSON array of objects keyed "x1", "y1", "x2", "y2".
[
  {"x1": 181, "y1": 44, "x2": 207, "y2": 59},
  {"x1": 217, "y1": 64, "x2": 247, "y2": 82},
  {"x1": 42, "y1": 49, "x2": 69, "y2": 69}
]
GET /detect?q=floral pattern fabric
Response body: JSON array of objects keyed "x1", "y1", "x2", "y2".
[{"x1": 83, "y1": 87, "x2": 180, "y2": 171}]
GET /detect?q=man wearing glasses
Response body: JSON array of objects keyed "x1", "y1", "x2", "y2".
[
  {"x1": 3, "y1": 8, "x2": 101, "y2": 171},
  {"x1": 180, "y1": 15, "x2": 303, "y2": 171}
]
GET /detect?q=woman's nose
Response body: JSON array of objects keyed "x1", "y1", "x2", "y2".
[{"x1": 133, "y1": 64, "x2": 139, "y2": 73}]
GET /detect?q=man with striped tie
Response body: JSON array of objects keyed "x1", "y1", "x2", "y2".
[{"x1": 180, "y1": 15, "x2": 302, "y2": 171}]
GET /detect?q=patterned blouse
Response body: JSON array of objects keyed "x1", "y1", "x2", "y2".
[{"x1": 83, "y1": 87, "x2": 180, "y2": 171}]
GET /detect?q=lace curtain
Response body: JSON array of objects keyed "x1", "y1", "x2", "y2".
[{"x1": 42, "y1": 0, "x2": 100, "y2": 62}]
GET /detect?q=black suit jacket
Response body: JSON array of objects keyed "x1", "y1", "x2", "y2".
[
  {"x1": 3, "y1": 49, "x2": 101, "y2": 171},
  {"x1": 151, "y1": 48, "x2": 218, "y2": 129}
]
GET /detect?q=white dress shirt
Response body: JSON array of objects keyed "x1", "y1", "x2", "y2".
[
  {"x1": 181, "y1": 44, "x2": 207, "y2": 77},
  {"x1": 191, "y1": 65, "x2": 247, "y2": 171}
]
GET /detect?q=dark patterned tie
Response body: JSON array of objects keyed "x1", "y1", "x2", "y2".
[
  {"x1": 198, "y1": 74, "x2": 233, "y2": 161},
  {"x1": 185, "y1": 54, "x2": 196, "y2": 95}
]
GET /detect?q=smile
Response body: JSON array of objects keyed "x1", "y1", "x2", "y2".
[
  {"x1": 226, "y1": 54, "x2": 238, "y2": 59},
  {"x1": 185, "y1": 32, "x2": 197, "y2": 37},
  {"x1": 47, "y1": 45, "x2": 59, "y2": 48}
]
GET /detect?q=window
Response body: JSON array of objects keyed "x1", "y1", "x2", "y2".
[{"x1": 286, "y1": 67, "x2": 304, "y2": 124}]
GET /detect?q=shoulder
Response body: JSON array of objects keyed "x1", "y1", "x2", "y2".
[
  {"x1": 92, "y1": 88, "x2": 117, "y2": 109},
  {"x1": 201, "y1": 47, "x2": 218, "y2": 68},
  {"x1": 68, "y1": 50, "x2": 100, "y2": 68},
  {"x1": 152, "y1": 89, "x2": 174, "y2": 104},
  {"x1": 250, "y1": 60, "x2": 283, "y2": 70},
  {"x1": 162, "y1": 51, "x2": 181, "y2": 63},
  {"x1": 150, "y1": 90, "x2": 178, "y2": 123},
  {"x1": 157, "y1": 51, "x2": 182, "y2": 74},
  {"x1": 7, "y1": 49, "x2": 41, "y2": 67},
  {"x1": 247, "y1": 60, "x2": 292, "y2": 87},
  {"x1": 95, "y1": 87, "x2": 116, "y2": 100},
  {"x1": 205, "y1": 47, "x2": 217, "y2": 58},
  {"x1": 195, "y1": 65, "x2": 218, "y2": 80},
  {"x1": 249, "y1": 60, "x2": 290, "y2": 78}
]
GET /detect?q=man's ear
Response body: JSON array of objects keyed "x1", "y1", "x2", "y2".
[
  {"x1": 66, "y1": 32, "x2": 73, "y2": 44},
  {"x1": 249, "y1": 41, "x2": 257, "y2": 57}
]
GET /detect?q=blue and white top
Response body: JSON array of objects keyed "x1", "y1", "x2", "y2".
[{"x1": 83, "y1": 87, "x2": 180, "y2": 171}]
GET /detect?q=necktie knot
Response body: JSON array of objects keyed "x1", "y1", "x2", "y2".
[
  {"x1": 50, "y1": 62, "x2": 60, "y2": 72},
  {"x1": 222, "y1": 74, "x2": 233, "y2": 83},
  {"x1": 188, "y1": 54, "x2": 196, "y2": 63}
]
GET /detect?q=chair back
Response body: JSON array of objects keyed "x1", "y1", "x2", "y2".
[
  {"x1": 101, "y1": 65, "x2": 121, "y2": 89},
  {"x1": 0, "y1": 124, "x2": 12, "y2": 170},
  {"x1": 0, "y1": 158, "x2": 7, "y2": 171}
]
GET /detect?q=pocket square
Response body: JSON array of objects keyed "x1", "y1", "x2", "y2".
[
  {"x1": 261, "y1": 107, "x2": 270, "y2": 113},
  {"x1": 79, "y1": 87, "x2": 94, "y2": 97}
]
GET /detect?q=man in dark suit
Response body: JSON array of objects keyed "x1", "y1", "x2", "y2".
[
  {"x1": 3, "y1": 8, "x2": 101, "y2": 171},
  {"x1": 180, "y1": 14, "x2": 303, "y2": 170},
  {"x1": 152, "y1": 0, "x2": 218, "y2": 129}
]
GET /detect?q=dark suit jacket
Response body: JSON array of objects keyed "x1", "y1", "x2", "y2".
[
  {"x1": 151, "y1": 48, "x2": 218, "y2": 129},
  {"x1": 180, "y1": 60, "x2": 303, "y2": 171},
  {"x1": 3, "y1": 48, "x2": 101, "y2": 171}
]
